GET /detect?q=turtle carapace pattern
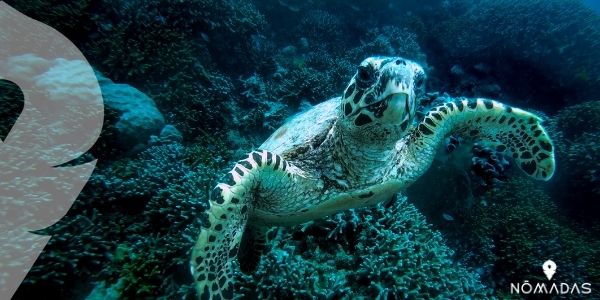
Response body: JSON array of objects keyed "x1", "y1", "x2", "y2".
[{"x1": 190, "y1": 56, "x2": 555, "y2": 299}]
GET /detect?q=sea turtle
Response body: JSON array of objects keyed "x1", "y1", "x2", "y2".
[{"x1": 190, "y1": 56, "x2": 555, "y2": 299}]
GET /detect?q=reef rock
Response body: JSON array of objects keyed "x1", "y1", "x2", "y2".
[{"x1": 96, "y1": 73, "x2": 165, "y2": 150}]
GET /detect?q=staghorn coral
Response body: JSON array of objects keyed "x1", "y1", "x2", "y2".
[
  {"x1": 236, "y1": 73, "x2": 292, "y2": 141},
  {"x1": 78, "y1": 0, "x2": 269, "y2": 144},
  {"x1": 237, "y1": 196, "x2": 491, "y2": 299},
  {"x1": 85, "y1": 0, "x2": 196, "y2": 84},
  {"x1": 282, "y1": 50, "x2": 356, "y2": 100}
]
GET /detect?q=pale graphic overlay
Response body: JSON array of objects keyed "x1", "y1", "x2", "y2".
[{"x1": 0, "y1": 2, "x2": 103, "y2": 298}]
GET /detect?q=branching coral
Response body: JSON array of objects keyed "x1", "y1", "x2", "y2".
[
  {"x1": 76, "y1": 0, "x2": 268, "y2": 145},
  {"x1": 148, "y1": 70, "x2": 238, "y2": 143},
  {"x1": 15, "y1": 141, "x2": 229, "y2": 299},
  {"x1": 237, "y1": 196, "x2": 491, "y2": 299},
  {"x1": 448, "y1": 177, "x2": 600, "y2": 291},
  {"x1": 94, "y1": 142, "x2": 229, "y2": 298},
  {"x1": 14, "y1": 208, "x2": 129, "y2": 299},
  {"x1": 276, "y1": 66, "x2": 341, "y2": 106}
]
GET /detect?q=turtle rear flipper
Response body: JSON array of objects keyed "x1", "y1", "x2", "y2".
[{"x1": 403, "y1": 98, "x2": 555, "y2": 182}]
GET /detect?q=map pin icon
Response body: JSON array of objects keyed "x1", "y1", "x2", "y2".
[{"x1": 543, "y1": 260, "x2": 557, "y2": 280}]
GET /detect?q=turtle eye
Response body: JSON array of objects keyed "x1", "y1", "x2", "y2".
[
  {"x1": 357, "y1": 66, "x2": 372, "y2": 82},
  {"x1": 415, "y1": 75, "x2": 424, "y2": 88}
]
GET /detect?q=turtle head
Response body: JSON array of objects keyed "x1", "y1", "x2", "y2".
[{"x1": 341, "y1": 57, "x2": 426, "y2": 133}]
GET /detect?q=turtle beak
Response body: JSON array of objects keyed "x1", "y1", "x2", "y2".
[
  {"x1": 380, "y1": 92, "x2": 411, "y2": 124},
  {"x1": 385, "y1": 77, "x2": 415, "y2": 122}
]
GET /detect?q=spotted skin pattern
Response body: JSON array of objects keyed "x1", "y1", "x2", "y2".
[
  {"x1": 341, "y1": 57, "x2": 425, "y2": 130},
  {"x1": 399, "y1": 98, "x2": 555, "y2": 183},
  {"x1": 191, "y1": 150, "x2": 299, "y2": 300},
  {"x1": 191, "y1": 57, "x2": 556, "y2": 299}
]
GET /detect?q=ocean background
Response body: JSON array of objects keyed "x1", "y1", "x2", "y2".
[{"x1": 1, "y1": 0, "x2": 599, "y2": 298}]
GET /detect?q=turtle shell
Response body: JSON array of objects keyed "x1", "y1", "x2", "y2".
[{"x1": 259, "y1": 97, "x2": 339, "y2": 159}]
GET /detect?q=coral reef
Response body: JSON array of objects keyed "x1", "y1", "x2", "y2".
[
  {"x1": 546, "y1": 101, "x2": 600, "y2": 219},
  {"x1": 406, "y1": 99, "x2": 600, "y2": 295},
  {"x1": 411, "y1": 166, "x2": 600, "y2": 293},
  {"x1": 4, "y1": 0, "x2": 95, "y2": 41},
  {"x1": 294, "y1": 10, "x2": 347, "y2": 54},
  {"x1": 455, "y1": 178, "x2": 600, "y2": 289},
  {"x1": 429, "y1": 0, "x2": 600, "y2": 108},
  {"x1": 96, "y1": 72, "x2": 165, "y2": 151},
  {"x1": 86, "y1": 0, "x2": 266, "y2": 81},
  {"x1": 83, "y1": 0, "x2": 263, "y2": 145},
  {"x1": 93, "y1": 142, "x2": 230, "y2": 299},
  {"x1": 6, "y1": 0, "x2": 600, "y2": 298},
  {"x1": 237, "y1": 196, "x2": 492, "y2": 299},
  {"x1": 14, "y1": 200, "x2": 129, "y2": 299},
  {"x1": 470, "y1": 143, "x2": 510, "y2": 189},
  {"x1": 14, "y1": 141, "x2": 229, "y2": 299},
  {"x1": 349, "y1": 26, "x2": 427, "y2": 65}
]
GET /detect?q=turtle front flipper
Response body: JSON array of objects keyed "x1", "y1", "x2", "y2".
[
  {"x1": 191, "y1": 180, "x2": 248, "y2": 300},
  {"x1": 402, "y1": 98, "x2": 555, "y2": 183},
  {"x1": 191, "y1": 150, "x2": 305, "y2": 300}
]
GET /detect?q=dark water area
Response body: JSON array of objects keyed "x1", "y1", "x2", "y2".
[{"x1": 1, "y1": 0, "x2": 599, "y2": 299}]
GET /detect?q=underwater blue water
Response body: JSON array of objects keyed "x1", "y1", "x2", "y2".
[
  {"x1": 0, "y1": 0, "x2": 599, "y2": 299},
  {"x1": 584, "y1": 0, "x2": 600, "y2": 13}
]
